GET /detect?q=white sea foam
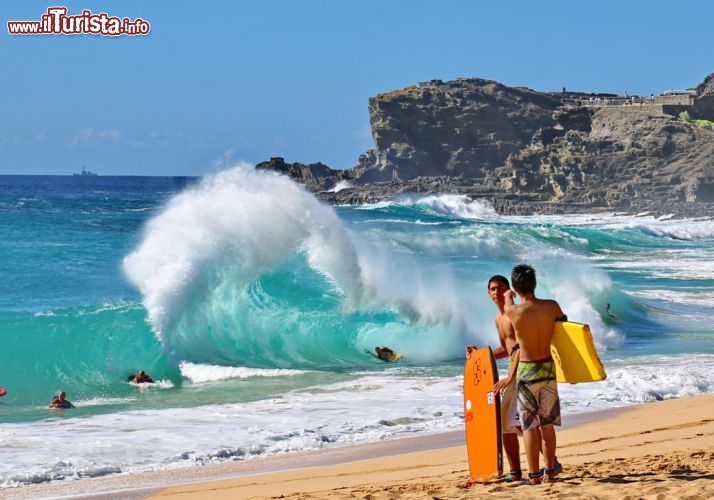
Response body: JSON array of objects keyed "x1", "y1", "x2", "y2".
[
  {"x1": 356, "y1": 194, "x2": 496, "y2": 219},
  {"x1": 0, "y1": 373, "x2": 463, "y2": 487},
  {"x1": 559, "y1": 354, "x2": 714, "y2": 411},
  {"x1": 401, "y1": 194, "x2": 497, "y2": 219},
  {"x1": 2, "y1": 355, "x2": 712, "y2": 487},
  {"x1": 499, "y1": 212, "x2": 714, "y2": 242},
  {"x1": 126, "y1": 380, "x2": 175, "y2": 390},
  {"x1": 353, "y1": 218, "x2": 456, "y2": 226},
  {"x1": 327, "y1": 180, "x2": 353, "y2": 192},
  {"x1": 123, "y1": 164, "x2": 365, "y2": 357},
  {"x1": 354, "y1": 200, "x2": 393, "y2": 210},
  {"x1": 607, "y1": 252, "x2": 714, "y2": 280},
  {"x1": 179, "y1": 361, "x2": 310, "y2": 382},
  {"x1": 626, "y1": 289, "x2": 714, "y2": 308},
  {"x1": 635, "y1": 220, "x2": 714, "y2": 240}
]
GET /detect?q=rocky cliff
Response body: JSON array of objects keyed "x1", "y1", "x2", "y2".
[{"x1": 257, "y1": 74, "x2": 714, "y2": 216}]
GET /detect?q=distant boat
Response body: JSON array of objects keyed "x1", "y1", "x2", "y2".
[{"x1": 73, "y1": 166, "x2": 98, "y2": 176}]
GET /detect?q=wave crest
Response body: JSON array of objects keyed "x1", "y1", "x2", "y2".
[{"x1": 123, "y1": 165, "x2": 365, "y2": 364}]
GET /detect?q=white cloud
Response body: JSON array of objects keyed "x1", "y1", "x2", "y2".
[
  {"x1": 69, "y1": 128, "x2": 122, "y2": 146},
  {"x1": 0, "y1": 130, "x2": 48, "y2": 146},
  {"x1": 147, "y1": 130, "x2": 205, "y2": 145}
]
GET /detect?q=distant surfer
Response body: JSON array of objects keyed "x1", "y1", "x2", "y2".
[
  {"x1": 606, "y1": 303, "x2": 617, "y2": 320},
  {"x1": 493, "y1": 264, "x2": 566, "y2": 485},
  {"x1": 370, "y1": 346, "x2": 397, "y2": 362},
  {"x1": 128, "y1": 370, "x2": 154, "y2": 383},
  {"x1": 48, "y1": 391, "x2": 75, "y2": 409}
]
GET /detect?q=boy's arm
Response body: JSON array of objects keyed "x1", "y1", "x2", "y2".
[
  {"x1": 492, "y1": 346, "x2": 519, "y2": 394},
  {"x1": 553, "y1": 300, "x2": 567, "y2": 322},
  {"x1": 503, "y1": 289, "x2": 517, "y2": 316}
]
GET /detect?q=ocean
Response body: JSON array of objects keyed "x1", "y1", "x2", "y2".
[{"x1": 1, "y1": 165, "x2": 713, "y2": 488}]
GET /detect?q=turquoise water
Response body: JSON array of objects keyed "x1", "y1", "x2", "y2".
[{"x1": 0, "y1": 166, "x2": 713, "y2": 486}]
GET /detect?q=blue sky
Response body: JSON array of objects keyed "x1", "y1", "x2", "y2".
[{"x1": 2, "y1": 1, "x2": 713, "y2": 176}]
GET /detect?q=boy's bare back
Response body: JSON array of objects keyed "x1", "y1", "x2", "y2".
[{"x1": 504, "y1": 289, "x2": 564, "y2": 362}]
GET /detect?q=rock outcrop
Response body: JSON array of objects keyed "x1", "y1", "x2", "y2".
[{"x1": 256, "y1": 73, "x2": 714, "y2": 216}]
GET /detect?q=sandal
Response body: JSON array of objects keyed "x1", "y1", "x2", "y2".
[
  {"x1": 546, "y1": 462, "x2": 562, "y2": 481},
  {"x1": 498, "y1": 470, "x2": 523, "y2": 482},
  {"x1": 528, "y1": 468, "x2": 545, "y2": 485}
]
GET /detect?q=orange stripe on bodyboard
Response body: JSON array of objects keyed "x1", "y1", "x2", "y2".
[{"x1": 463, "y1": 346, "x2": 502, "y2": 482}]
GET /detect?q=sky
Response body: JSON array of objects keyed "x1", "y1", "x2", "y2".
[{"x1": 2, "y1": 1, "x2": 713, "y2": 176}]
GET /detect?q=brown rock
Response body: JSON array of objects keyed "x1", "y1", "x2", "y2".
[{"x1": 257, "y1": 74, "x2": 714, "y2": 217}]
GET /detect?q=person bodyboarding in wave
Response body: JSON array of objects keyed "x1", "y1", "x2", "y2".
[
  {"x1": 128, "y1": 370, "x2": 154, "y2": 384},
  {"x1": 367, "y1": 346, "x2": 399, "y2": 362},
  {"x1": 48, "y1": 391, "x2": 75, "y2": 409}
]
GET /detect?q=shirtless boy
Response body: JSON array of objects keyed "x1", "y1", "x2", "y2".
[
  {"x1": 493, "y1": 264, "x2": 565, "y2": 485},
  {"x1": 467, "y1": 275, "x2": 522, "y2": 481}
]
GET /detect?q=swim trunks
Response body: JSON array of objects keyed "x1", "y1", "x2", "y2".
[
  {"x1": 517, "y1": 358, "x2": 561, "y2": 431},
  {"x1": 500, "y1": 355, "x2": 521, "y2": 434}
]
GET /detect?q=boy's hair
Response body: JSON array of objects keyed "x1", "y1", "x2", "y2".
[
  {"x1": 511, "y1": 264, "x2": 536, "y2": 294},
  {"x1": 487, "y1": 275, "x2": 510, "y2": 289}
]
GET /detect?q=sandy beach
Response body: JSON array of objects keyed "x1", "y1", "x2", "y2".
[{"x1": 4, "y1": 392, "x2": 712, "y2": 500}]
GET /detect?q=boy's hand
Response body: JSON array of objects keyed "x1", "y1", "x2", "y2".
[{"x1": 493, "y1": 376, "x2": 513, "y2": 394}]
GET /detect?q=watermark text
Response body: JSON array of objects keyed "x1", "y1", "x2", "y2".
[{"x1": 8, "y1": 7, "x2": 150, "y2": 36}]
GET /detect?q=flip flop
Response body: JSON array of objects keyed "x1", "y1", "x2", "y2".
[
  {"x1": 528, "y1": 468, "x2": 545, "y2": 485},
  {"x1": 509, "y1": 469, "x2": 523, "y2": 481},
  {"x1": 546, "y1": 462, "x2": 563, "y2": 481},
  {"x1": 498, "y1": 470, "x2": 523, "y2": 482}
]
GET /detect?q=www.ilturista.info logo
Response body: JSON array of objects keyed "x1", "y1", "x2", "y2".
[{"x1": 7, "y1": 7, "x2": 150, "y2": 36}]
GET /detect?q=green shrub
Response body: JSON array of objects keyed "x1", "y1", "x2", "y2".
[
  {"x1": 679, "y1": 111, "x2": 713, "y2": 129},
  {"x1": 693, "y1": 119, "x2": 714, "y2": 130}
]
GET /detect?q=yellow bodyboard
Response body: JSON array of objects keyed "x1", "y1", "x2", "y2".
[{"x1": 551, "y1": 321, "x2": 607, "y2": 384}]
